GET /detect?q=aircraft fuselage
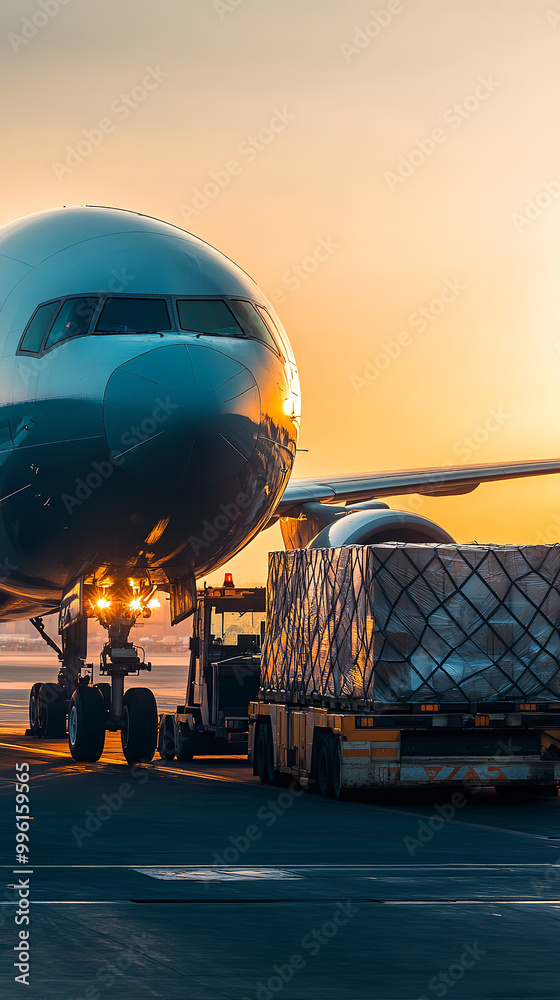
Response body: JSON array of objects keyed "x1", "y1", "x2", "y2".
[{"x1": 0, "y1": 207, "x2": 300, "y2": 617}]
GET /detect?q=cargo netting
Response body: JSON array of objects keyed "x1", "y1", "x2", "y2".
[{"x1": 260, "y1": 544, "x2": 560, "y2": 705}]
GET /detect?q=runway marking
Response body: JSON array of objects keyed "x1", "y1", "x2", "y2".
[
  {"x1": 383, "y1": 900, "x2": 560, "y2": 906},
  {"x1": 0, "y1": 900, "x2": 135, "y2": 905},
  {"x1": 1, "y1": 899, "x2": 560, "y2": 906},
  {"x1": 1, "y1": 863, "x2": 560, "y2": 869},
  {"x1": 133, "y1": 867, "x2": 304, "y2": 881}
]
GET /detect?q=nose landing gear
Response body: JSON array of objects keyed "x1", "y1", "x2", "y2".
[
  {"x1": 97, "y1": 629, "x2": 158, "y2": 764},
  {"x1": 27, "y1": 578, "x2": 160, "y2": 765}
]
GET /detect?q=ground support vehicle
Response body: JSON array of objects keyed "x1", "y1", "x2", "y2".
[
  {"x1": 158, "y1": 583, "x2": 266, "y2": 762},
  {"x1": 249, "y1": 699, "x2": 560, "y2": 798},
  {"x1": 249, "y1": 543, "x2": 560, "y2": 798}
]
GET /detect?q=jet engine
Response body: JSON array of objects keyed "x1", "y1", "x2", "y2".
[{"x1": 279, "y1": 501, "x2": 454, "y2": 550}]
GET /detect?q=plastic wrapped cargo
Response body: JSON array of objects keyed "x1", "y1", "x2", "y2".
[{"x1": 260, "y1": 543, "x2": 560, "y2": 705}]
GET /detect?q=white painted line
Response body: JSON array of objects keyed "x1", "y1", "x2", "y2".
[
  {"x1": 0, "y1": 901, "x2": 135, "y2": 905},
  {"x1": 1, "y1": 898, "x2": 560, "y2": 907},
  {"x1": 1, "y1": 863, "x2": 559, "y2": 870},
  {"x1": 385, "y1": 900, "x2": 560, "y2": 906},
  {"x1": 133, "y1": 867, "x2": 304, "y2": 881}
]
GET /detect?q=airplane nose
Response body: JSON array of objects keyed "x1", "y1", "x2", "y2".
[{"x1": 103, "y1": 344, "x2": 260, "y2": 488}]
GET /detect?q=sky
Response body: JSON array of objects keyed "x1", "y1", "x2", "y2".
[{"x1": 2, "y1": 0, "x2": 560, "y2": 586}]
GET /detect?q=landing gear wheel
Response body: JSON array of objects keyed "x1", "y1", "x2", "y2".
[
  {"x1": 318, "y1": 739, "x2": 333, "y2": 797},
  {"x1": 29, "y1": 683, "x2": 42, "y2": 736},
  {"x1": 68, "y1": 686, "x2": 106, "y2": 762},
  {"x1": 174, "y1": 720, "x2": 195, "y2": 762},
  {"x1": 121, "y1": 688, "x2": 158, "y2": 764},
  {"x1": 318, "y1": 737, "x2": 342, "y2": 799},
  {"x1": 256, "y1": 723, "x2": 276, "y2": 785},
  {"x1": 37, "y1": 683, "x2": 66, "y2": 737},
  {"x1": 330, "y1": 738, "x2": 342, "y2": 800},
  {"x1": 158, "y1": 714, "x2": 176, "y2": 760},
  {"x1": 93, "y1": 683, "x2": 111, "y2": 713}
]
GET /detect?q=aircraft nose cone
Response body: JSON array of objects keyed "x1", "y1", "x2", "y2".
[{"x1": 103, "y1": 344, "x2": 260, "y2": 487}]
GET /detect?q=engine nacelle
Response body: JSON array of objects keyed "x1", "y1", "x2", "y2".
[{"x1": 280, "y1": 501, "x2": 454, "y2": 549}]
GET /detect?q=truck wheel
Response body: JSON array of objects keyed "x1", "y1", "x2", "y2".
[
  {"x1": 29, "y1": 683, "x2": 42, "y2": 736},
  {"x1": 175, "y1": 721, "x2": 195, "y2": 762},
  {"x1": 37, "y1": 683, "x2": 66, "y2": 738},
  {"x1": 121, "y1": 688, "x2": 158, "y2": 764},
  {"x1": 318, "y1": 737, "x2": 342, "y2": 799},
  {"x1": 256, "y1": 724, "x2": 276, "y2": 785},
  {"x1": 330, "y1": 738, "x2": 342, "y2": 800},
  {"x1": 158, "y1": 715, "x2": 176, "y2": 760},
  {"x1": 68, "y1": 686, "x2": 106, "y2": 762},
  {"x1": 318, "y1": 739, "x2": 333, "y2": 797}
]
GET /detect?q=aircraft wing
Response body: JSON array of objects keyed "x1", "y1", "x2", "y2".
[{"x1": 276, "y1": 459, "x2": 560, "y2": 516}]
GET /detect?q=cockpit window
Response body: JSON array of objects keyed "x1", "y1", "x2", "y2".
[
  {"x1": 95, "y1": 297, "x2": 171, "y2": 333},
  {"x1": 231, "y1": 300, "x2": 279, "y2": 353},
  {"x1": 20, "y1": 300, "x2": 60, "y2": 353},
  {"x1": 44, "y1": 297, "x2": 99, "y2": 350},
  {"x1": 254, "y1": 305, "x2": 288, "y2": 358},
  {"x1": 177, "y1": 299, "x2": 244, "y2": 337}
]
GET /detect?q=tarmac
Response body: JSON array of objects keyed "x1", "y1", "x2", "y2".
[{"x1": 1, "y1": 722, "x2": 560, "y2": 999}]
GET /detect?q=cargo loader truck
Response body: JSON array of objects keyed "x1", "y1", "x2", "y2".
[
  {"x1": 248, "y1": 544, "x2": 560, "y2": 798},
  {"x1": 158, "y1": 578, "x2": 266, "y2": 761}
]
